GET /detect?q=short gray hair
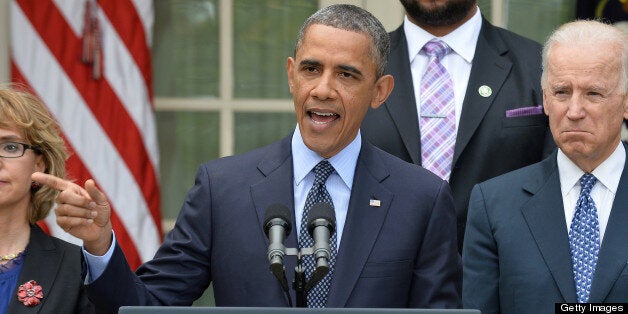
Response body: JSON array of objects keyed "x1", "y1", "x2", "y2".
[
  {"x1": 541, "y1": 20, "x2": 627, "y2": 94},
  {"x1": 294, "y1": 4, "x2": 390, "y2": 78}
]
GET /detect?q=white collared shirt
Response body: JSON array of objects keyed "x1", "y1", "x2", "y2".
[
  {"x1": 558, "y1": 142, "x2": 626, "y2": 243},
  {"x1": 404, "y1": 7, "x2": 482, "y2": 128}
]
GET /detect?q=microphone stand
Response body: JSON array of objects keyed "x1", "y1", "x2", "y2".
[
  {"x1": 266, "y1": 203, "x2": 334, "y2": 307},
  {"x1": 293, "y1": 250, "x2": 307, "y2": 308},
  {"x1": 280, "y1": 247, "x2": 309, "y2": 307},
  {"x1": 282, "y1": 246, "x2": 328, "y2": 307},
  {"x1": 269, "y1": 203, "x2": 336, "y2": 307}
]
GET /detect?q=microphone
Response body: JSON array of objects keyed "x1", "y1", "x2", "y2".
[
  {"x1": 306, "y1": 202, "x2": 336, "y2": 290},
  {"x1": 263, "y1": 203, "x2": 292, "y2": 291}
]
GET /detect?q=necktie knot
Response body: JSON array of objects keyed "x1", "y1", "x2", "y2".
[
  {"x1": 313, "y1": 160, "x2": 334, "y2": 186},
  {"x1": 579, "y1": 173, "x2": 597, "y2": 196},
  {"x1": 423, "y1": 39, "x2": 450, "y2": 61}
]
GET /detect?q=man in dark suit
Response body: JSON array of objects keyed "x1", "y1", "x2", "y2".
[
  {"x1": 462, "y1": 20, "x2": 628, "y2": 313},
  {"x1": 361, "y1": 0, "x2": 555, "y2": 251},
  {"x1": 33, "y1": 4, "x2": 462, "y2": 312}
]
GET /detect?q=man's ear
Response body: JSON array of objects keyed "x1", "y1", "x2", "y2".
[
  {"x1": 286, "y1": 57, "x2": 295, "y2": 94},
  {"x1": 543, "y1": 90, "x2": 550, "y2": 116},
  {"x1": 371, "y1": 74, "x2": 394, "y2": 109},
  {"x1": 623, "y1": 94, "x2": 628, "y2": 120}
]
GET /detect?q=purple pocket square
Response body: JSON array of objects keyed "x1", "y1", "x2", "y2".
[{"x1": 506, "y1": 105, "x2": 544, "y2": 118}]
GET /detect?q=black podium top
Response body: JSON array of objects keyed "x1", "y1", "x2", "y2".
[{"x1": 119, "y1": 307, "x2": 480, "y2": 314}]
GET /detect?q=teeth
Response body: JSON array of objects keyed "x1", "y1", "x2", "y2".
[{"x1": 312, "y1": 111, "x2": 336, "y2": 116}]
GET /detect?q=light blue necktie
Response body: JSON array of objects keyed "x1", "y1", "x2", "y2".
[
  {"x1": 568, "y1": 173, "x2": 600, "y2": 303},
  {"x1": 298, "y1": 160, "x2": 337, "y2": 308}
]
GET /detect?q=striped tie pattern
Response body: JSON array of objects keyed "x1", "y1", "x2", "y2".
[
  {"x1": 298, "y1": 160, "x2": 337, "y2": 308},
  {"x1": 420, "y1": 39, "x2": 456, "y2": 181},
  {"x1": 569, "y1": 173, "x2": 600, "y2": 303}
]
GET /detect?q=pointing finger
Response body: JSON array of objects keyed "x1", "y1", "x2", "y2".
[
  {"x1": 31, "y1": 172, "x2": 72, "y2": 191},
  {"x1": 32, "y1": 172, "x2": 90, "y2": 198}
]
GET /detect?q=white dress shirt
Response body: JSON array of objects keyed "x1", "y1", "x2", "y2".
[
  {"x1": 404, "y1": 7, "x2": 482, "y2": 128},
  {"x1": 558, "y1": 142, "x2": 626, "y2": 243}
]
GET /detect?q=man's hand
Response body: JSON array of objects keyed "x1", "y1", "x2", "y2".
[{"x1": 32, "y1": 172, "x2": 113, "y2": 255}]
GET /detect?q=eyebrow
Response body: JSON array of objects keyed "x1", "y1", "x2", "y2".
[
  {"x1": 0, "y1": 135, "x2": 23, "y2": 141},
  {"x1": 300, "y1": 59, "x2": 321, "y2": 68},
  {"x1": 299, "y1": 59, "x2": 363, "y2": 77},
  {"x1": 338, "y1": 64, "x2": 363, "y2": 77}
]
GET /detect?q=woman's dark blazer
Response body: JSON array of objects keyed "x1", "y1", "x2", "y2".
[{"x1": 7, "y1": 224, "x2": 94, "y2": 313}]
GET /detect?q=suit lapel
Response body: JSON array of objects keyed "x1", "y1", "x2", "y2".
[
  {"x1": 589, "y1": 144, "x2": 628, "y2": 302},
  {"x1": 9, "y1": 225, "x2": 62, "y2": 314},
  {"x1": 384, "y1": 26, "x2": 421, "y2": 164},
  {"x1": 250, "y1": 135, "x2": 297, "y2": 305},
  {"x1": 453, "y1": 19, "x2": 512, "y2": 167},
  {"x1": 326, "y1": 142, "x2": 393, "y2": 307},
  {"x1": 520, "y1": 156, "x2": 577, "y2": 302}
]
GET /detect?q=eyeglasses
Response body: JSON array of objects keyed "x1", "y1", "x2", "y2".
[{"x1": 0, "y1": 142, "x2": 42, "y2": 158}]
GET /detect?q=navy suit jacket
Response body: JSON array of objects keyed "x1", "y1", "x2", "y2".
[
  {"x1": 361, "y1": 18, "x2": 555, "y2": 251},
  {"x1": 462, "y1": 143, "x2": 628, "y2": 313},
  {"x1": 7, "y1": 225, "x2": 93, "y2": 314},
  {"x1": 87, "y1": 135, "x2": 462, "y2": 311}
]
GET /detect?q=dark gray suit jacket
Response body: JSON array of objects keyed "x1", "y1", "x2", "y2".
[
  {"x1": 462, "y1": 143, "x2": 628, "y2": 313},
  {"x1": 7, "y1": 225, "x2": 93, "y2": 314},
  {"x1": 361, "y1": 18, "x2": 555, "y2": 251},
  {"x1": 87, "y1": 135, "x2": 462, "y2": 312}
]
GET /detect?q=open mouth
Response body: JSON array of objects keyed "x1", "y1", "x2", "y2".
[{"x1": 309, "y1": 110, "x2": 339, "y2": 125}]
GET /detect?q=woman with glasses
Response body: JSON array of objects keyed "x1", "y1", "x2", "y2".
[{"x1": 0, "y1": 85, "x2": 94, "y2": 313}]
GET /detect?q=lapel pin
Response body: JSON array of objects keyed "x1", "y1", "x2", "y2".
[
  {"x1": 478, "y1": 85, "x2": 492, "y2": 98},
  {"x1": 369, "y1": 199, "x2": 381, "y2": 207}
]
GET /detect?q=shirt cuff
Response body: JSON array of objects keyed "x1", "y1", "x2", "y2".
[{"x1": 82, "y1": 231, "x2": 116, "y2": 284}]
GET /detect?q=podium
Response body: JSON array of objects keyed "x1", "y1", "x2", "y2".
[{"x1": 119, "y1": 307, "x2": 481, "y2": 314}]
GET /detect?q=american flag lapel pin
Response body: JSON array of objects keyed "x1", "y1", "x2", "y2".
[{"x1": 369, "y1": 199, "x2": 381, "y2": 207}]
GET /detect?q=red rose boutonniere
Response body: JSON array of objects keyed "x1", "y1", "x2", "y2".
[{"x1": 17, "y1": 280, "x2": 43, "y2": 306}]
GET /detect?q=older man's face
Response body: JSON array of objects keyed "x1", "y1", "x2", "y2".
[{"x1": 543, "y1": 42, "x2": 628, "y2": 172}]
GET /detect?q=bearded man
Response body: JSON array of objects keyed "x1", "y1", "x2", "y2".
[{"x1": 362, "y1": 0, "x2": 555, "y2": 251}]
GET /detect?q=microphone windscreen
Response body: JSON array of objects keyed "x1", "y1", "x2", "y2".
[
  {"x1": 263, "y1": 203, "x2": 292, "y2": 234},
  {"x1": 307, "y1": 202, "x2": 336, "y2": 233}
]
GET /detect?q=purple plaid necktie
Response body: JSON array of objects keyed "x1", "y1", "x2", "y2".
[
  {"x1": 420, "y1": 39, "x2": 456, "y2": 181},
  {"x1": 569, "y1": 173, "x2": 600, "y2": 303},
  {"x1": 298, "y1": 160, "x2": 337, "y2": 308}
]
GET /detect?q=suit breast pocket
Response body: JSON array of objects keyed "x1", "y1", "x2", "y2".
[
  {"x1": 502, "y1": 112, "x2": 548, "y2": 128},
  {"x1": 360, "y1": 260, "x2": 412, "y2": 278}
]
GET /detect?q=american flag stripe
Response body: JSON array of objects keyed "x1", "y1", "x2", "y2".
[
  {"x1": 10, "y1": 0, "x2": 161, "y2": 269},
  {"x1": 11, "y1": 59, "x2": 146, "y2": 268},
  {"x1": 98, "y1": 0, "x2": 153, "y2": 98}
]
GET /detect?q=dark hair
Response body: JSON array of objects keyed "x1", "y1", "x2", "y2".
[{"x1": 294, "y1": 4, "x2": 390, "y2": 78}]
